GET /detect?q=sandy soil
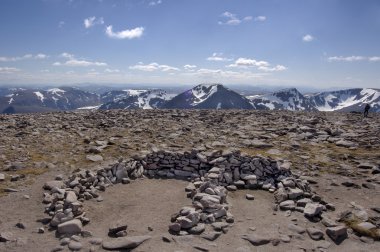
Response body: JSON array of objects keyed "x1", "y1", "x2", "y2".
[{"x1": 1, "y1": 174, "x2": 379, "y2": 252}]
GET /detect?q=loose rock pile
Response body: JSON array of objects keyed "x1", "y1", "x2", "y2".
[{"x1": 41, "y1": 148, "x2": 378, "y2": 249}]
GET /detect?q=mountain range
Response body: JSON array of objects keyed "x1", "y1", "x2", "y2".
[{"x1": 0, "y1": 84, "x2": 379, "y2": 114}]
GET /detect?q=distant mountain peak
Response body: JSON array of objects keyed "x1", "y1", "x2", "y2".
[{"x1": 163, "y1": 83, "x2": 252, "y2": 109}]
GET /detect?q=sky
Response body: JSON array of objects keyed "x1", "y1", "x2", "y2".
[{"x1": 0, "y1": 0, "x2": 379, "y2": 89}]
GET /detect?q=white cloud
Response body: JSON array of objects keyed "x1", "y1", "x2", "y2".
[
  {"x1": 184, "y1": 64, "x2": 197, "y2": 70},
  {"x1": 227, "y1": 57, "x2": 286, "y2": 72},
  {"x1": 328, "y1": 55, "x2": 380, "y2": 62},
  {"x1": 60, "y1": 52, "x2": 74, "y2": 59},
  {"x1": 207, "y1": 53, "x2": 233, "y2": 62},
  {"x1": 54, "y1": 53, "x2": 107, "y2": 67},
  {"x1": 369, "y1": 56, "x2": 380, "y2": 62},
  {"x1": 228, "y1": 57, "x2": 269, "y2": 68},
  {"x1": 104, "y1": 68, "x2": 120, "y2": 73},
  {"x1": 219, "y1": 11, "x2": 252, "y2": 25},
  {"x1": 105, "y1": 25, "x2": 144, "y2": 39},
  {"x1": 302, "y1": 34, "x2": 314, "y2": 42},
  {"x1": 35, "y1": 53, "x2": 49, "y2": 59},
  {"x1": 0, "y1": 54, "x2": 47, "y2": 62},
  {"x1": 54, "y1": 59, "x2": 107, "y2": 67},
  {"x1": 254, "y1": 16, "x2": 266, "y2": 22},
  {"x1": 0, "y1": 67, "x2": 20, "y2": 74},
  {"x1": 328, "y1": 56, "x2": 365, "y2": 62},
  {"x1": 84, "y1": 16, "x2": 104, "y2": 29},
  {"x1": 66, "y1": 59, "x2": 107, "y2": 67},
  {"x1": 129, "y1": 62, "x2": 179, "y2": 72},
  {"x1": 149, "y1": 0, "x2": 162, "y2": 6},
  {"x1": 258, "y1": 65, "x2": 287, "y2": 72}
]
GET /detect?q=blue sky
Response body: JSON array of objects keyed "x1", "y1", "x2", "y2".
[{"x1": 0, "y1": 0, "x2": 379, "y2": 88}]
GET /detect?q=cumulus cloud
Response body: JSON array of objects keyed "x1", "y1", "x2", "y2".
[
  {"x1": 328, "y1": 56, "x2": 366, "y2": 62},
  {"x1": 228, "y1": 57, "x2": 269, "y2": 68},
  {"x1": 105, "y1": 25, "x2": 144, "y2": 39},
  {"x1": 104, "y1": 68, "x2": 120, "y2": 73},
  {"x1": 369, "y1": 56, "x2": 380, "y2": 62},
  {"x1": 54, "y1": 53, "x2": 107, "y2": 67},
  {"x1": 35, "y1": 53, "x2": 49, "y2": 59},
  {"x1": 65, "y1": 59, "x2": 107, "y2": 67},
  {"x1": 254, "y1": 16, "x2": 266, "y2": 22},
  {"x1": 129, "y1": 62, "x2": 179, "y2": 72},
  {"x1": 206, "y1": 53, "x2": 233, "y2": 62},
  {"x1": 327, "y1": 55, "x2": 380, "y2": 62},
  {"x1": 0, "y1": 54, "x2": 48, "y2": 62},
  {"x1": 218, "y1": 11, "x2": 252, "y2": 25},
  {"x1": 184, "y1": 64, "x2": 197, "y2": 70},
  {"x1": 258, "y1": 65, "x2": 287, "y2": 72},
  {"x1": 227, "y1": 57, "x2": 286, "y2": 72},
  {"x1": 302, "y1": 34, "x2": 314, "y2": 42},
  {"x1": 0, "y1": 67, "x2": 20, "y2": 74},
  {"x1": 149, "y1": 0, "x2": 162, "y2": 6},
  {"x1": 84, "y1": 16, "x2": 104, "y2": 29},
  {"x1": 60, "y1": 52, "x2": 74, "y2": 59},
  {"x1": 58, "y1": 21, "x2": 65, "y2": 28}
]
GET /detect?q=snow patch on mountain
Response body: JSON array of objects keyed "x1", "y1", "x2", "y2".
[
  {"x1": 34, "y1": 91, "x2": 45, "y2": 102},
  {"x1": 48, "y1": 88, "x2": 66, "y2": 97},
  {"x1": 99, "y1": 89, "x2": 175, "y2": 110},
  {"x1": 123, "y1": 89, "x2": 147, "y2": 96},
  {"x1": 191, "y1": 84, "x2": 218, "y2": 105}
]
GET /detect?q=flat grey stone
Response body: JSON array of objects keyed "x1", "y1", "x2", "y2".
[
  {"x1": 288, "y1": 224, "x2": 306, "y2": 234},
  {"x1": 86, "y1": 154, "x2": 103, "y2": 162},
  {"x1": 60, "y1": 237, "x2": 70, "y2": 245},
  {"x1": 287, "y1": 188, "x2": 303, "y2": 199},
  {"x1": 68, "y1": 241, "x2": 82, "y2": 251},
  {"x1": 43, "y1": 180, "x2": 64, "y2": 190},
  {"x1": 211, "y1": 222, "x2": 229, "y2": 231},
  {"x1": 57, "y1": 219, "x2": 83, "y2": 235},
  {"x1": 246, "y1": 194, "x2": 255, "y2": 200},
  {"x1": 102, "y1": 235, "x2": 151, "y2": 250},
  {"x1": 242, "y1": 234, "x2": 271, "y2": 246},
  {"x1": 188, "y1": 224, "x2": 205, "y2": 235},
  {"x1": 226, "y1": 185, "x2": 237, "y2": 191},
  {"x1": 279, "y1": 200, "x2": 295, "y2": 210},
  {"x1": 304, "y1": 203, "x2": 324, "y2": 217},
  {"x1": 89, "y1": 237, "x2": 103, "y2": 245},
  {"x1": 201, "y1": 232, "x2": 222, "y2": 241},
  {"x1": 169, "y1": 222, "x2": 181, "y2": 232},
  {"x1": 307, "y1": 227, "x2": 324, "y2": 240}
]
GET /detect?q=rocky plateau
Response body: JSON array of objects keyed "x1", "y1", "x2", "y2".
[{"x1": 0, "y1": 109, "x2": 379, "y2": 252}]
